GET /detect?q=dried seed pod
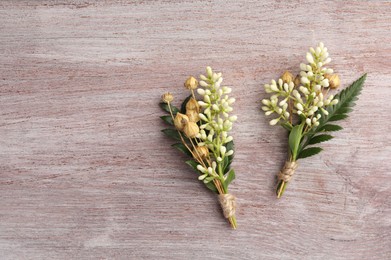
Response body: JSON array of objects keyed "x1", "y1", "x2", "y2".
[
  {"x1": 281, "y1": 71, "x2": 294, "y2": 84},
  {"x1": 324, "y1": 74, "x2": 341, "y2": 89},
  {"x1": 184, "y1": 76, "x2": 198, "y2": 90},
  {"x1": 186, "y1": 109, "x2": 200, "y2": 123},
  {"x1": 174, "y1": 113, "x2": 189, "y2": 131},
  {"x1": 186, "y1": 97, "x2": 200, "y2": 112},
  {"x1": 161, "y1": 92, "x2": 173, "y2": 103},
  {"x1": 194, "y1": 145, "x2": 209, "y2": 160},
  {"x1": 183, "y1": 121, "x2": 199, "y2": 138}
]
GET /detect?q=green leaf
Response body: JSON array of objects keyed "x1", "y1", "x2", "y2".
[
  {"x1": 298, "y1": 74, "x2": 366, "y2": 155},
  {"x1": 204, "y1": 181, "x2": 218, "y2": 193},
  {"x1": 159, "y1": 102, "x2": 179, "y2": 115},
  {"x1": 224, "y1": 169, "x2": 236, "y2": 187},
  {"x1": 220, "y1": 140, "x2": 234, "y2": 173},
  {"x1": 319, "y1": 124, "x2": 343, "y2": 132},
  {"x1": 308, "y1": 134, "x2": 333, "y2": 145},
  {"x1": 161, "y1": 129, "x2": 181, "y2": 141},
  {"x1": 289, "y1": 124, "x2": 304, "y2": 160},
  {"x1": 329, "y1": 114, "x2": 348, "y2": 121},
  {"x1": 185, "y1": 160, "x2": 199, "y2": 172},
  {"x1": 181, "y1": 95, "x2": 193, "y2": 114},
  {"x1": 281, "y1": 122, "x2": 293, "y2": 131},
  {"x1": 160, "y1": 115, "x2": 173, "y2": 125},
  {"x1": 172, "y1": 143, "x2": 192, "y2": 157},
  {"x1": 298, "y1": 147, "x2": 323, "y2": 159}
]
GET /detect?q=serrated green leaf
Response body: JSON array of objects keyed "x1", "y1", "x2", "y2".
[
  {"x1": 159, "y1": 102, "x2": 179, "y2": 114},
  {"x1": 172, "y1": 143, "x2": 192, "y2": 157},
  {"x1": 181, "y1": 95, "x2": 193, "y2": 114},
  {"x1": 319, "y1": 124, "x2": 343, "y2": 132},
  {"x1": 160, "y1": 115, "x2": 174, "y2": 125},
  {"x1": 329, "y1": 114, "x2": 348, "y2": 121},
  {"x1": 299, "y1": 74, "x2": 366, "y2": 155},
  {"x1": 161, "y1": 129, "x2": 181, "y2": 141},
  {"x1": 298, "y1": 147, "x2": 323, "y2": 159},
  {"x1": 289, "y1": 124, "x2": 304, "y2": 160},
  {"x1": 308, "y1": 134, "x2": 334, "y2": 145}
]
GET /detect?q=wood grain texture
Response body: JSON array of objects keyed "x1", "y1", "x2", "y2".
[{"x1": 0, "y1": 0, "x2": 390, "y2": 259}]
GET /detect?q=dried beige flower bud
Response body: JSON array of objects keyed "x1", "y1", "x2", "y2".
[
  {"x1": 183, "y1": 121, "x2": 199, "y2": 138},
  {"x1": 294, "y1": 74, "x2": 301, "y2": 87},
  {"x1": 186, "y1": 98, "x2": 200, "y2": 112},
  {"x1": 174, "y1": 113, "x2": 189, "y2": 131},
  {"x1": 161, "y1": 92, "x2": 173, "y2": 103},
  {"x1": 281, "y1": 71, "x2": 294, "y2": 84},
  {"x1": 194, "y1": 145, "x2": 209, "y2": 160},
  {"x1": 184, "y1": 76, "x2": 198, "y2": 90},
  {"x1": 186, "y1": 109, "x2": 200, "y2": 123},
  {"x1": 324, "y1": 74, "x2": 340, "y2": 89}
]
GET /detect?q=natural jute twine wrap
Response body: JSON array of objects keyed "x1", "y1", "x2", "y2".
[
  {"x1": 218, "y1": 193, "x2": 236, "y2": 218},
  {"x1": 277, "y1": 161, "x2": 298, "y2": 182}
]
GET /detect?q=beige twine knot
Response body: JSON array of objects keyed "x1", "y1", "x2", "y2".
[
  {"x1": 277, "y1": 161, "x2": 298, "y2": 182},
  {"x1": 218, "y1": 193, "x2": 236, "y2": 218}
]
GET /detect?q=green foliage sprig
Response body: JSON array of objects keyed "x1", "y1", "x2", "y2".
[
  {"x1": 160, "y1": 67, "x2": 238, "y2": 228},
  {"x1": 261, "y1": 42, "x2": 366, "y2": 198}
]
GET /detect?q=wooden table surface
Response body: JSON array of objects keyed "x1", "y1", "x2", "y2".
[{"x1": 1, "y1": 1, "x2": 390, "y2": 259}]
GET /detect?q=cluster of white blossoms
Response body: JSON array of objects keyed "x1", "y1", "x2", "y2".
[
  {"x1": 195, "y1": 67, "x2": 237, "y2": 181},
  {"x1": 262, "y1": 42, "x2": 339, "y2": 129}
]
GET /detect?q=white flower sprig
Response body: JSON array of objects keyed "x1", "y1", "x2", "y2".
[
  {"x1": 259, "y1": 42, "x2": 365, "y2": 199},
  {"x1": 262, "y1": 42, "x2": 339, "y2": 132},
  {"x1": 160, "y1": 66, "x2": 238, "y2": 228},
  {"x1": 196, "y1": 67, "x2": 237, "y2": 171}
]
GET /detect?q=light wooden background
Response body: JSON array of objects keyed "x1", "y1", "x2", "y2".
[{"x1": 1, "y1": 1, "x2": 390, "y2": 259}]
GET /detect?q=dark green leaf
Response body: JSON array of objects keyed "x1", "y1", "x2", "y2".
[
  {"x1": 298, "y1": 147, "x2": 323, "y2": 159},
  {"x1": 329, "y1": 114, "x2": 348, "y2": 121},
  {"x1": 281, "y1": 122, "x2": 293, "y2": 131},
  {"x1": 289, "y1": 124, "x2": 304, "y2": 160},
  {"x1": 204, "y1": 181, "x2": 218, "y2": 193},
  {"x1": 224, "y1": 169, "x2": 236, "y2": 187},
  {"x1": 160, "y1": 115, "x2": 173, "y2": 125},
  {"x1": 221, "y1": 141, "x2": 234, "y2": 172},
  {"x1": 181, "y1": 95, "x2": 193, "y2": 114},
  {"x1": 185, "y1": 160, "x2": 199, "y2": 172},
  {"x1": 319, "y1": 124, "x2": 343, "y2": 132},
  {"x1": 172, "y1": 143, "x2": 192, "y2": 157},
  {"x1": 161, "y1": 129, "x2": 181, "y2": 141},
  {"x1": 159, "y1": 102, "x2": 179, "y2": 115},
  {"x1": 308, "y1": 134, "x2": 334, "y2": 145}
]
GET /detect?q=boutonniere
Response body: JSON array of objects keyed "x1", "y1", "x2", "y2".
[
  {"x1": 161, "y1": 67, "x2": 238, "y2": 228},
  {"x1": 261, "y1": 42, "x2": 366, "y2": 198}
]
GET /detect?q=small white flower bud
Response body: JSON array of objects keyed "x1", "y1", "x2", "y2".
[
  {"x1": 296, "y1": 103, "x2": 304, "y2": 111},
  {"x1": 301, "y1": 77, "x2": 310, "y2": 85},
  {"x1": 306, "y1": 52, "x2": 314, "y2": 64},
  {"x1": 220, "y1": 146, "x2": 226, "y2": 156},
  {"x1": 225, "y1": 150, "x2": 234, "y2": 156},
  {"x1": 269, "y1": 118, "x2": 279, "y2": 125},
  {"x1": 306, "y1": 118, "x2": 311, "y2": 126},
  {"x1": 197, "y1": 165, "x2": 206, "y2": 173},
  {"x1": 198, "y1": 174, "x2": 207, "y2": 180},
  {"x1": 199, "y1": 80, "x2": 208, "y2": 87},
  {"x1": 206, "y1": 66, "x2": 213, "y2": 77},
  {"x1": 197, "y1": 89, "x2": 205, "y2": 96}
]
